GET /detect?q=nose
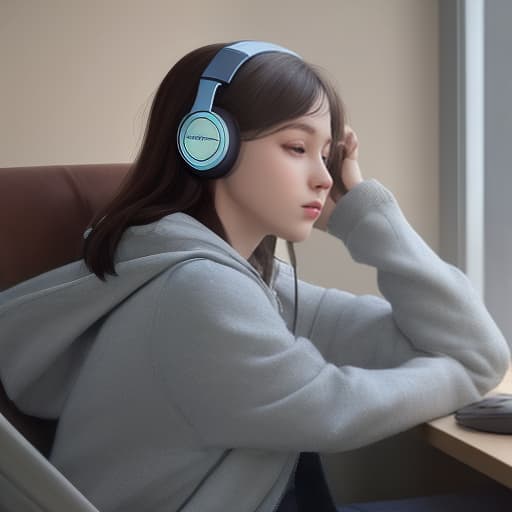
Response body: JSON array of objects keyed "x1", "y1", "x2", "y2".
[{"x1": 310, "y1": 158, "x2": 333, "y2": 191}]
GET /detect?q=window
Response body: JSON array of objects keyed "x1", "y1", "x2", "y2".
[{"x1": 440, "y1": 0, "x2": 512, "y2": 347}]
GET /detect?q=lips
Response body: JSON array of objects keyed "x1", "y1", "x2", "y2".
[
  {"x1": 302, "y1": 201, "x2": 322, "y2": 211},
  {"x1": 302, "y1": 201, "x2": 323, "y2": 220}
]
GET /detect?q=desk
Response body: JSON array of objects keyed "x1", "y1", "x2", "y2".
[{"x1": 423, "y1": 367, "x2": 512, "y2": 488}]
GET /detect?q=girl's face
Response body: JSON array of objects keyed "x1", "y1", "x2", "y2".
[{"x1": 214, "y1": 97, "x2": 333, "y2": 259}]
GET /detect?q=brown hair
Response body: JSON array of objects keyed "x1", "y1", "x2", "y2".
[{"x1": 83, "y1": 42, "x2": 345, "y2": 282}]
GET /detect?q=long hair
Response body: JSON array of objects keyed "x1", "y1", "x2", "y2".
[{"x1": 83, "y1": 42, "x2": 345, "y2": 283}]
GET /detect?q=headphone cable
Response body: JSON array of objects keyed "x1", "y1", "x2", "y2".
[{"x1": 286, "y1": 241, "x2": 299, "y2": 336}]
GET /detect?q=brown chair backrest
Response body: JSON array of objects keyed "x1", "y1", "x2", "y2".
[{"x1": 0, "y1": 163, "x2": 129, "y2": 456}]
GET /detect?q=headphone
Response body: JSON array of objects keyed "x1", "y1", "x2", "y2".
[{"x1": 177, "y1": 41, "x2": 301, "y2": 179}]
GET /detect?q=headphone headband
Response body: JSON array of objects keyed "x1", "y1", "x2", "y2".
[
  {"x1": 190, "y1": 41, "x2": 301, "y2": 113},
  {"x1": 178, "y1": 41, "x2": 302, "y2": 178},
  {"x1": 202, "y1": 41, "x2": 300, "y2": 84}
]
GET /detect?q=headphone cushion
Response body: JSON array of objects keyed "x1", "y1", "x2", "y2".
[{"x1": 209, "y1": 107, "x2": 240, "y2": 178}]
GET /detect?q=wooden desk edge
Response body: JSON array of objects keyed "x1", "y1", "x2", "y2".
[
  {"x1": 423, "y1": 366, "x2": 512, "y2": 489},
  {"x1": 422, "y1": 421, "x2": 512, "y2": 488}
]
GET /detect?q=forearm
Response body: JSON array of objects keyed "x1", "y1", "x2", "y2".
[{"x1": 326, "y1": 180, "x2": 510, "y2": 393}]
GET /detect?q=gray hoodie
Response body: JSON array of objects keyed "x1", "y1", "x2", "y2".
[{"x1": 0, "y1": 180, "x2": 509, "y2": 512}]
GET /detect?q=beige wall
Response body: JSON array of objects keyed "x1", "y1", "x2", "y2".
[
  {"x1": 1, "y1": 0, "x2": 439, "y2": 297},
  {"x1": 1, "y1": 0, "x2": 454, "y2": 503}
]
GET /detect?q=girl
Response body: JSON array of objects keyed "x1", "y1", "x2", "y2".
[{"x1": 0, "y1": 41, "x2": 510, "y2": 512}]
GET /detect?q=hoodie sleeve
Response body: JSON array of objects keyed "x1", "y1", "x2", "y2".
[
  {"x1": 149, "y1": 191, "x2": 509, "y2": 454},
  {"x1": 275, "y1": 181, "x2": 510, "y2": 390}
]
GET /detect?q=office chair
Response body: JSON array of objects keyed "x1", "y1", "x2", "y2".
[{"x1": 0, "y1": 163, "x2": 129, "y2": 511}]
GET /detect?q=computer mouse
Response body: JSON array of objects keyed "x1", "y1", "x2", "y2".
[{"x1": 455, "y1": 393, "x2": 512, "y2": 434}]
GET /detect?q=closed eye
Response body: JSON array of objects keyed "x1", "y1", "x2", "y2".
[{"x1": 286, "y1": 145, "x2": 328, "y2": 164}]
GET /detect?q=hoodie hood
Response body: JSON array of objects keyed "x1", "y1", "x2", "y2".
[{"x1": 0, "y1": 213, "x2": 269, "y2": 418}]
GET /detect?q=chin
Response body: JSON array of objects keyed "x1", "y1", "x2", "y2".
[{"x1": 279, "y1": 228, "x2": 313, "y2": 243}]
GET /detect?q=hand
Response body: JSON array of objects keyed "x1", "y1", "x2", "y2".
[
  {"x1": 329, "y1": 126, "x2": 362, "y2": 202},
  {"x1": 337, "y1": 127, "x2": 363, "y2": 196},
  {"x1": 314, "y1": 126, "x2": 363, "y2": 231}
]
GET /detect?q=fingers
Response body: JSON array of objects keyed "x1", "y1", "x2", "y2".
[
  {"x1": 337, "y1": 125, "x2": 363, "y2": 192},
  {"x1": 326, "y1": 125, "x2": 364, "y2": 203},
  {"x1": 338, "y1": 126, "x2": 359, "y2": 160}
]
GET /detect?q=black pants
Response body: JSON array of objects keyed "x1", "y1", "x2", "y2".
[
  {"x1": 276, "y1": 453, "x2": 337, "y2": 512},
  {"x1": 277, "y1": 453, "x2": 512, "y2": 512}
]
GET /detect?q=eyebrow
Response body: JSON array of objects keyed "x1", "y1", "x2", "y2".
[{"x1": 274, "y1": 122, "x2": 332, "y2": 144}]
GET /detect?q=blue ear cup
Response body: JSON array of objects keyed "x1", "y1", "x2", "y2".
[
  {"x1": 177, "y1": 41, "x2": 301, "y2": 179},
  {"x1": 177, "y1": 107, "x2": 239, "y2": 179}
]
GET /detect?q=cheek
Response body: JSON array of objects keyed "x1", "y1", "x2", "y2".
[
  {"x1": 231, "y1": 149, "x2": 280, "y2": 191},
  {"x1": 228, "y1": 143, "x2": 302, "y2": 208}
]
